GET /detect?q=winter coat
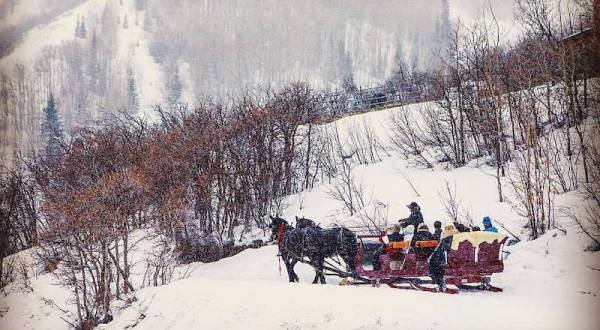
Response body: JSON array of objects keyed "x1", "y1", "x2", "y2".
[
  {"x1": 428, "y1": 234, "x2": 454, "y2": 287},
  {"x1": 433, "y1": 228, "x2": 442, "y2": 241},
  {"x1": 429, "y1": 235, "x2": 452, "y2": 265},
  {"x1": 482, "y1": 216, "x2": 499, "y2": 233},
  {"x1": 412, "y1": 227, "x2": 436, "y2": 258},
  {"x1": 411, "y1": 228, "x2": 435, "y2": 246},
  {"x1": 387, "y1": 232, "x2": 404, "y2": 242},
  {"x1": 454, "y1": 222, "x2": 471, "y2": 232},
  {"x1": 400, "y1": 208, "x2": 424, "y2": 235}
]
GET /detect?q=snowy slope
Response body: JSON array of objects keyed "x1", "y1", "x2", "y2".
[
  {"x1": 0, "y1": 0, "x2": 46, "y2": 28},
  {"x1": 0, "y1": 0, "x2": 104, "y2": 66},
  {"x1": 114, "y1": 0, "x2": 164, "y2": 120},
  {"x1": 0, "y1": 0, "x2": 165, "y2": 119},
  {"x1": 2, "y1": 101, "x2": 598, "y2": 330}
]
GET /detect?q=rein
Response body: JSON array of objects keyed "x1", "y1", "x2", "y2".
[{"x1": 275, "y1": 222, "x2": 286, "y2": 277}]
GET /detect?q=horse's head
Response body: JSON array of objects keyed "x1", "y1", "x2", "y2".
[
  {"x1": 269, "y1": 216, "x2": 289, "y2": 240},
  {"x1": 295, "y1": 216, "x2": 317, "y2": 229}
]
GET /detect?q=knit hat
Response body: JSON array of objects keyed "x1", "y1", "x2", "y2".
[
  {"x1": 407, "y1": 202, "x2": 420, "y2": 209},
  {"x1": 440, "y1": 223, "x2": 459, "y2": 240},
  {"x1": 482, "y1": 216, "x2": 492, "y2": 226},
  {"x1": 417, "y1": 223, "x2": 429, "y2": 231}
]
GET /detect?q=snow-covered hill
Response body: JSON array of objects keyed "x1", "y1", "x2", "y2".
[{"x1": 1, "y1": 101, "x2": 599, "y2": 330}]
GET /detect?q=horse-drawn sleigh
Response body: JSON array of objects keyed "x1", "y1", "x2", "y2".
[{"x1": 270, "y1": 216, "x2": 508, "y2": 294}]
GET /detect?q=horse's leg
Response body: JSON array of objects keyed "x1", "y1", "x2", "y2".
[
  {"x1": 341, "y1": 254, "x2": 355, "y2": 275},
  {"x1": 285, "y1": 261, "x2": 296, "y2": 283},
  {"x1": 309, "y1": 256, "x2": 319, "y2": 284},
  {"x1": 282, "y1": 253, "x2": 296, "y2": 283},
  {"x1": 317, "y1": 255, "x2": 326, "y2": 284},
  {"x1": 290, "y1": 259, "x2": 299, "y2": 282},
  {"x1": 310, "y1": 255, "x2": 326, "y2": 284},
  {"x1": 312, "y1": 270, "x2": 319, "y2": 284}
]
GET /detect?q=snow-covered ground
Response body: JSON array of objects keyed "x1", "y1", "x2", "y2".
[
  {"x1": 1, "y1": 100, "x2": 599, "y2": 329},
  {"x1": 102, "y1": 236, "x2": 599, "y2": 330}
]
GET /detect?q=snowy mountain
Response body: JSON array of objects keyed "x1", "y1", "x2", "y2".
[
  {"x1": 0, "y1": 0, "x2": 463, "y2": 162},
  {"x1": 0, "y1": 0, "x2": 454, "y2": 113}
]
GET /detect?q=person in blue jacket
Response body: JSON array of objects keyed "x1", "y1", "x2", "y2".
[{"x1": 482, "y1": 216, "x2": 498, "y2": 233}]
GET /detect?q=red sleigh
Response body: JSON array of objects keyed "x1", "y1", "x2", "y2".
[{"x1": 352, "y1": 232, "x2": 508, "y2": 293}]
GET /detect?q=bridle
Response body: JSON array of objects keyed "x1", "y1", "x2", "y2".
[{"x1": 275, "y1": 222, "x2": 286, "y2": 248}]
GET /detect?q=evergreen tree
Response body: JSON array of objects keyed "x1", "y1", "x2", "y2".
[
  {"x1": 341, "y1": 75, "x2": 357, "y2": 94},
  {"x1": 41, "y1": 93, "x2": 64, "y2": 161},
  {"x1": 79, "y1": 16, "x2": 87, "y2": 38},
  {"x1": 88, "y1": 30, "x2": 99, "y2": 90},
  {"x1": 333, "y1": 39, "x2": 354, "y2": 87},
  {"x1": 167, "y1": 70, "x2": 182, "y2": 108},
  {"x1": 75, "y1": 15, "x2": 81, "y2": 38},
  {"x1": 123, "y1": 14, "x2": 129, "y2": 29},
  {"x1": 127, "y1": 66, "x2": 140, "y2": 114},
  {"x1": 144, "y1": 10, "x2": 152, "y2": 31},
  {"x1": 91, "y1": 29, "x2": 97, "y2": 50},
  {"x1": 387, "y1": 44, "x2": 409, "y2": 87}
]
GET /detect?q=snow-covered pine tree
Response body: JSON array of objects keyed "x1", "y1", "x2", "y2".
[
  {"x1": 143, "y1": 9, "x2": 152, "y2": 30},
  {"x1": 167, "y1": 70, "x2": 182, "y2": 109},
  {"x1": 79, "y1": 16, "x2": 87, "y2": 38},
  {"x1": 123, "y1": 14, "x2": 129, "y2": 29},
  {"x1": 41, "y1": 93, "x2": 64, "y2": 161},
  {"x1": 430, "y1": 0, "x2": 451, "y2": 65},
  {"x1": 127, "y1": 66, "x2": 139, "y2": 114},
  {"x1": 75, "y1": 15, "x2": 81, "y2": 38},
  {"x1": 88, "y1": 30, "x2": 99, "y2": 90},
  {"x1": 336, "y1": 39, "x2": 353, "y2": 87}
]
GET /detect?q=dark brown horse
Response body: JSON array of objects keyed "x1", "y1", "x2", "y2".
[{"x1": 269, "y1": 216, "x2": 357, "y2": 284}]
